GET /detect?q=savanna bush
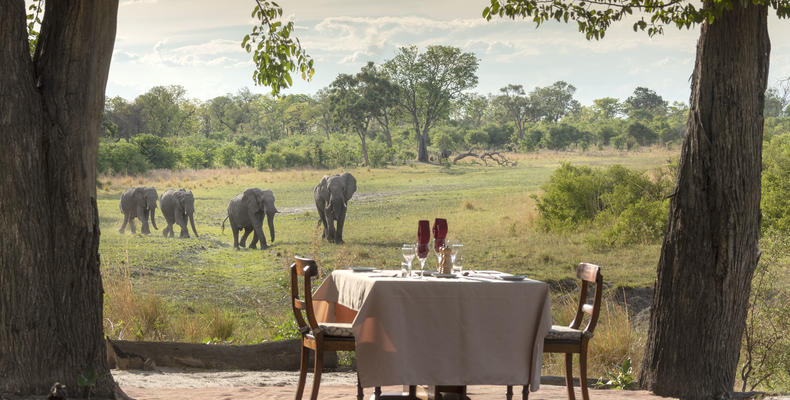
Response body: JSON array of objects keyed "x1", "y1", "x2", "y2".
[
  {"x1": 534, "y1": 163, "x2": 672, "y2": 247},
  {"x1": 256, "y1": 150, "x2": 285, "y2": 170},
  {"x1": 761, "y1": 133, "x2": 790, "y2": 233},
  {"x1": 132, "y1": 134, "x2": 179, "y2": 169},
  {"x1": 179, "y1": 146, "x2": 209, "y2": 169},
  {"x1": 367, "y1": 140, "x2": 394, "y2": 168},
  {"x1": 217, "y1": 143, "x2": 240, "y2": 168},
  {"x1": 98, "y1": 141, "x2": 150, "y2": 175}
]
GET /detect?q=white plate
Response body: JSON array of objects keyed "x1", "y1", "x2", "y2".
[
  {"x1": 349, "y1": 267, "x2": 375, "y2": 272},
  {"x1": 499, "y1": 275, "x2": 528, "y2": 281},
  {"x1": 433, "y1": 273, "x2": 457, "y2": 279}
]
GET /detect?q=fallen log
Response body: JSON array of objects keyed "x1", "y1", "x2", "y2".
[
  {"x1": 453, "y1": 151, "x2": 517, "y2": 166},
  {"x1": 106, "y1": 338, "x2": 337, "y2": 371}
]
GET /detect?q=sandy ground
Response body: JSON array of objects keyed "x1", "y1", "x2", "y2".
[{"x1": 113, "y1": 369, "x2": 685, "y2": 400}]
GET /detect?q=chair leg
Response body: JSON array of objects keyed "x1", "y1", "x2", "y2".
[
  {"x1": 579, "y1": 349, "x2": 589, "y2": 400},
  {"x1": 522, "y1": 384, "x2": 529, "y2": 399},
  {"x1": 356, "y1": 374, "x2": 363, "y2": 400},
  {"x1": 506, "y1": 385, "x2": 513, "y2": 400},
  {"x1": 310, "y1": 350, "x2": 324, "y2": 400},
  {"x1": 564, "y1": 353, "x2": 576, "y2": 400},
  {"x1": 408, "y1": 385, "x2": 416, "y2": 399},
  {"x1": 295, "y1": 345, "x2": 309, "y2": 400}
]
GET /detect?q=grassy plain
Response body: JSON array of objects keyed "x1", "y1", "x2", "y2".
[{"x1": 98, "y1": 149, "x2": 675, "y2": 374}]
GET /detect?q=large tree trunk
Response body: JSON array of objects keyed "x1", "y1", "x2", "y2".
[
  {"x1": 639, "y1": 5, "x2": 769, "y2": 399},
  {"x1": 417, "y1": 129, "x2": 429, "y2": 162},
  {"x1": 0, "y1": 1, "x2": 120, "y2": 397}
]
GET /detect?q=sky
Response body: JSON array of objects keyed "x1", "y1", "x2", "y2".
[{"x1": 108, "y1": 0, "x2": 790, "y2": 106}]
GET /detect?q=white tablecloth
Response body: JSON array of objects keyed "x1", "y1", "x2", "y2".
[{"x1": 313, "y1": 270, "x2": 552, "y2": 391}]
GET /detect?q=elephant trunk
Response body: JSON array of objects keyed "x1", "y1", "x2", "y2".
[
  {"x1": 267, "y1": 212, "x2": 275, "y2": 243},
  {"x1": 189, "y1": 213, "x2": 198, "y2": 238},
  {"x1": 150, "y1": 207, "x2": 158, "y2": 230}
]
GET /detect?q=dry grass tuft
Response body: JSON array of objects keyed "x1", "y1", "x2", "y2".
[
  {"x1": 542, "y1": 294, "x2": 645, "y2": 380},
  {"x1": 461, "y1": 200, "x2": 475, "y2": 210}
]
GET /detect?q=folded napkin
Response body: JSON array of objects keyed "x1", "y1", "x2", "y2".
[
  {"x1": 417, "y1": 220, "x2": 430, "y2": 257},
  {"x1": 432, "y1": 218, "x2": 447, "y2": 251}
]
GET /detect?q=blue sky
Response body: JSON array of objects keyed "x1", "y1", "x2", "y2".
[{"x1": 108, "y1": 0, "x2": 790, "y2": 106}]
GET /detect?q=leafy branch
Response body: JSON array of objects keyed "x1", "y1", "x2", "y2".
[
  {"x1": 26, "y1": 0, "x2": 44, "y2": 55},
  {"x1": 243, "y1": 0, "x2": 314, "y2": 97}
]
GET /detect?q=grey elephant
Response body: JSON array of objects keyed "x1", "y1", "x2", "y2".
[
  {"x1": 222, "y1": 188, "x2": 278, "y2": 249},
  {"x1": 119, "y1": 187, "x2": 159, "y2": 235},
  {"x1": 314, "y1": 172, "x2": 356, "y2": 244},
  {"x1": 159, "y1": 189, "x2": 198, "y2": 238}
]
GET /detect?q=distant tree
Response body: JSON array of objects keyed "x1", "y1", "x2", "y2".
[
  {"x1": 384, "y1": 45, "x2": 479, "y2": 162},
  {"x1": 592, "y1": 97, "x2": 622, "y2": 120},
  {"x1": 104, "y1": 96, "x2": 142, "y2": 140},
  {"x1": 624, "y1": 87, "x2": 668, "y2": 120},
  {"x1": 496, "y1": 84, "x2": 536, "y2": 141},
  {"x1": 485, "y1": 0, "x2": 784, "y2": 397},
  {"x1": 359, "y1": 62, "x2": 400, "y2": 148},
  {"x1": 455, "y1": 93, "x2": 490, "y2": 129},
  {"x1": 531, "y1": 81, "x2": 580, "y2": 122},
  {"x1": 329, "y1": 72, "x2": 375, "y2": 166},
  {"x1": 136, "y1": 85, "x2": 192, "y2": 137},
  {"x1": 314, "y1": 88, "x2": 337, "y2": 139},
  {"x1": 764, "y1": 83, "x2": 790, "y2": 118}
]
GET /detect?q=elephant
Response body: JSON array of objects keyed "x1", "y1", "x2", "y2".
[
  {"x1": 159, "y1": 189, "x2": 198, "y2": 238},
  {"x1": 222, "y1": 188, "x2": 278, "y2": 250},
  {"x1": 314, "y1": 172, "x2": 356, "y2": 244},
  {"x1": 119, "y1": 187, "x2": 159, "y2": 235}
]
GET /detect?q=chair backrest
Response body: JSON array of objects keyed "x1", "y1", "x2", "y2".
[
  {"x1": 568, "y1": 262, "x2": 603, "y2": 336},
  {"x1": 290, "y1": 256, "x2": 320, "y2": 335}
]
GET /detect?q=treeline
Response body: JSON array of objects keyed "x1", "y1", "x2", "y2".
[{"x1": 100, "y1": 46, "x2": 790, "y2": 175}]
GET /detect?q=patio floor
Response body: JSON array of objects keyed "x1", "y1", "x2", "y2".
[{"x1": 115, "y1": 369, "x2": 679, "y2": 400}]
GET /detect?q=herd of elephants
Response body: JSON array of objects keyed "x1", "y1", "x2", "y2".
[{"x1": 118, "y1": 172, "x2": 357, "y2": 247}]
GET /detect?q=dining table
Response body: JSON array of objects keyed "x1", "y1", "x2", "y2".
[{"x1": 312, "y1": 268, "x2": 552, "y2": 393}]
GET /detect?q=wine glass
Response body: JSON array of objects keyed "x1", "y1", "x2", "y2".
[
  {"x1": 416, "y1": 242, "x2": 429, "y2": 278},
  {"x1": 451, "y1": 243, "x2": 463, "y2": 274},
  {"x1": 401, "y1": 244, "x2": 416, "y2": 277}
]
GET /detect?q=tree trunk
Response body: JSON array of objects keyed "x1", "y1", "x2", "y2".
[
  {"x1": 359, "y1": 132, "x2": 370, "y2": 166},
  {"x1": 639, "y1": 5, "x2": 768, "y2": 399},
  {"x1": 0, "y1": 1, "x2": 120, "y2": 397},
  {"x1": 417, "y1": 126, "x2": 430, "y2": 162}
]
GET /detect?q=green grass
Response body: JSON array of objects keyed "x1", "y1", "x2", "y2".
[{"x1": 99, "y1": 149, "x2": 674, "y2": 347}]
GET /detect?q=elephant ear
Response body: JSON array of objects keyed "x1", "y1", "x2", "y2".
[
  {"x1": 133, "y1": 187, "x2": 146, "y2": 201},
  {"x1": 342, "y1": 173, "x2": 356, "y2": 200},
  {"x1": 243, "y1": 188, "x2": 262, "y2": 212},
  {"x1": 173, "y1": 190, "x2": 186, "y2": 206}
]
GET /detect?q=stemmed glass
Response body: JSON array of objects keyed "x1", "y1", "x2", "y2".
[
  {"x1": 416, "y1": 242, "x2": 429, "y2": 278},
  {"x1": 451, "y1": 243, "x2": 463, "y2": 274},
  {"x1": 401, "y1": 244, "x2": 416, "y2": 277}
]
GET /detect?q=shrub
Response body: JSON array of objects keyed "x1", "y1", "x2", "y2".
[
  {"x1": 107, "y1": 141, "x2": 150, "y2": 175},
  {"x1": 281, "y1": 149, "x2": 306, "y2": 167},
  {"x1": 625, "y1": 121, "x2": 658, "y2": 146},
  {"x1": 256, "y1": 150, "x2": 285, "y2": 170},
  {"x1": 217, "y1": 143, "x2": 240, "y2": 168},
  {"x1": 761, "y1": 133, "x2": 790, "y2": 233},
  {"x1": 534, "y1": 163, "x2": 673, "y2": 247},
  {"x1": 465, "y1": 129, "x2": 489, "y2": 148},
  {"x1": 132, "y1": 134, "x2": 178, "y2": 169},
  {"x1": 367, "y1": 141, "x2": 394, "y2": 168},
  {"x1": 180, "y1": 146, "x2": 208, "y2": 169}
]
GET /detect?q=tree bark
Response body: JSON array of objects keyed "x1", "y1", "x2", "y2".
[
  {"x1": 639, "y1": 5, "x2": 769, "y2": 399},
  {"x1": 0, "y1": 1, "x2": 120, "y2": 397}
]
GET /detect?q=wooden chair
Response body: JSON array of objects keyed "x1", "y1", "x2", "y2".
[
  {"x1": 507, "y1": 262, "x2": 603, "y2": 400},
  {"x1": 291, "y1": 256, "x2": 363, "y2": 400}
]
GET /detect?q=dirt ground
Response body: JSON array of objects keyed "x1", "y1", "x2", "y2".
[{"x1": 114, "y1": 369, "x2": 680, "y2": 400}]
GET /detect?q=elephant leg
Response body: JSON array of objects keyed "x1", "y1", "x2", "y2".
[
  {"x1": 316, "y1": 205, "x2": 328, "y2": 239},
  {"x1": 120, "y1": 214, "x2": 129, "y2": 233},
  {"x1": 129, "y1": 218, "x2": 137, "y2": 234},
  {"x1": 162, "y1": 224, "x2": 170, "y2": 237},
  {"x1": 231, "y1": 225, "x2": 240, "y2": 249},
  {"x1": 240, "y1": 228, "x2": 252, "y2": 248},
  {"x1": 179, "y1": 224, "x2": 189, "y2": 238},
  {"x1": 249, "y1": 231, "x2": 258, "y2": 249},
  {"x1": 336, "y1": 216, "x2": 345, "y2": 244},
  {"x1": 141, "y1": 218, "x2": 150, "y2": 235}
]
